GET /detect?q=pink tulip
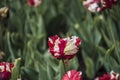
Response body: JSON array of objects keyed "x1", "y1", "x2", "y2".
[{"x1": 62, "y1": 70, "x2": 82, "y2": 80}]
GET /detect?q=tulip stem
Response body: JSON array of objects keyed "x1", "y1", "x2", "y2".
[{"x1": 62, "y1": 59, "x2": 67, "y2": 74}]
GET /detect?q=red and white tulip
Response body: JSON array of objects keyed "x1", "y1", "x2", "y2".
[
  {"x1": 48, "y1": 35, "x2": 81, "y2": 60},
  {"x1": 83, "y1": 0, "x2": 117, "y2": 12},
  {"x1": 0, "y1": 62, "x2": 14, "y2": 80},
  {"x1": 62, "y1": 69, "x2": 82, "y2": 80},
  {"x1": 95, "y1": 71, "x2": 119, "y2": 80},
  {"x1": 28, "y1": 0, "x2": 42, "y2": 7}
]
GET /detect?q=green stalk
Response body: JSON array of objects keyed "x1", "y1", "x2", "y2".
[{"x1": 62, "y1": 59, "x2": 67, "y2": 74}]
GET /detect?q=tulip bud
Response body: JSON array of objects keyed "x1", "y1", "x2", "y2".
[{"x1": 0, "y1": 7, "x2": 9, "y2": 18}]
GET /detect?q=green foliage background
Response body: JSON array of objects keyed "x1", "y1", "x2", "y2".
[{"x1": 0, "y1": 0, "x2": 120, "y2": 80}]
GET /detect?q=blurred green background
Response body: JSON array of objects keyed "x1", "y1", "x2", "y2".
[{"x1": 0, "y1": 0, "x2": 120, "y2": 80}]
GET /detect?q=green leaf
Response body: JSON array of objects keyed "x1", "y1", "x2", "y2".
[
  {"x1": 47, "y1": 63, "x2": 54, "y2": 80},
  {"x1": 85, "y1": 57, "x2": 95, "y2": 79},
  {"x1": 105, "y1": 45, "x2": 115, "y2": 59},
  {"x1": 94, "y1": 29, "x2": 101, "y2": 45},
  {"x1": 21, "y1": 67, "x2": 39, "y2": 80}
]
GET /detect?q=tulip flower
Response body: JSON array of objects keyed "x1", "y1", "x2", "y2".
[
  {"x1": 83, "y1": 0, "x2": 117, "y2": 12},
  {"x1": 28, "y1": 0, "x2": 42, "y2": 7},
  {"x1": 62, "y1": 69, "x2": 82, "y2": 80},
  {"x1": 0, "y1": 62, "x2": 14, "y2": 80},
  {"x1": 95, "y1": 71, "x2": 119, "y2": 80},
  {"x1": 48, "y1": 35, "x2": 81, "y2": 60}
]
